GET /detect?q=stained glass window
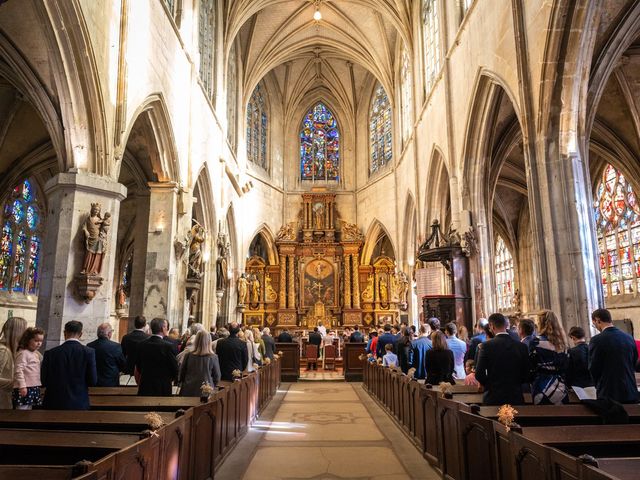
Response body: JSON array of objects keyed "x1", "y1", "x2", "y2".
[
  {"x1": 422, "y1": 0, "x2": 442, "y2": 94},
  {"x1": 0, "y1": 180, "x2": 43, "y2": 294},
  {"x1": 227, "y1": 42, "x2": 237, "y2": 148},
  {"x1": 300, "y1": 102, "x2": 340, "y2": 181},
  {"x1": 246, "y1": 83, "x2": 268, "y2": 169},
  {"x1": 369, "y1": 83, "x2": 392, "y2": 175},
  {"x1": 495, "y1": 235, "x2": 515, "y2": 310},
  {"x1": 198, "y1": 0, "x2": 216, "y2": 99},
  {"x1": 401, "y1": 48, "x2": 412, "y2": 141},
  {"x1": 594, "y1": 164, "x2": 640, "y2": 297}
]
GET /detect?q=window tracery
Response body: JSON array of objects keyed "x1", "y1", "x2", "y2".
[
  {"x1": 594, "y1": 164, "x2": 640, "y2": 297},
  {"x1": 0, "y1": 180, "x2": 43, "y2": 295},
  {"x1": 246, "y1": 83, "x2": 268, "y2": 169},
  {"x1": 300, "y1": 102, "x2": 340, "y2": 181},
  {"x1": 422, "y1": 0, "x2": 441, "y2": 94},
  {"x1": 227, "y1": 42, "x2": 237, "y2": 148},
  {"x1": 495, "y1": 235, "x2": 514, "y2": 310},
  {"x1": 369, "y1": 83, "x2": 392, "y2": 175},
  {"x1": 198, "y1": 0, "x2": 215, "y2": 99}
]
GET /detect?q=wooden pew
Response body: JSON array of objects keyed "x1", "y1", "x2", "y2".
[
  {"x1": 89, "y1": 395, "x2": 202, "y2": 411},
  {"x1": 88, "y1": 386, "x2": 138, "y2": 395}
]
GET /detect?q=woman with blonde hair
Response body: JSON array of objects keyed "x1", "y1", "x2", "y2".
[
  {"x1": 178, "y1": 330, "x2": 221, "y2": 396},
  {"x1": 0, "y1": 317, "x2": 28, "y2": 408},
  {"x1": 424, "y1": 330, "x2": 455, "y2": 385},
  {"x1": 529, "y1": 310, "x2": 570, "y2": 405},
  {"x1": 244, "y1": 329, "x2": 259, "y2": 373},
  {"x1": 252, "y1": 327, "x2": 266, "y2": 360}
]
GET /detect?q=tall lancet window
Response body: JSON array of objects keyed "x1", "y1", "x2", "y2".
[
  {"x1": 300, "y1": 102, "x2": 340, "y2": 181},
  {"x1": 400, "y1": 48, "x2": 412, "y2": 142},
  {"x1": 246, "y1": 83, "x2": 268, "y2": 169},
  {"x1": 594, "y1": 164, "x2": 640, "y2": 297},
  {"x1": 495, "y1": 235, "x2": 515, "y2": 310},
  {"x1": 369, "y1": 83, "x2": 392, "y2": 175},
  {"x1": 422, "y1": 0, "x2": 441, "y2": 93},
  {"x1": 0, "y1": 180, "x2": 43, "y2": 294},
  {"x1": 227, "y1": 42, "x2": 237, "y2": 148},
  {"x1": 198, "y1": 0, "x2": 216, "y2": 99}
]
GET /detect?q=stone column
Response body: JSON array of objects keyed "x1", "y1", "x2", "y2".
[
  {"x1": 36, "y1": 172, "x2": 127, "y2": 349},
  {"x1": 279, "y1": 253, "x2": 286, "y2": 308},
  {"x1": 287, "y1": 255, "x2": 295, "y2": 309},
  {"x1": 344, "y1": 254, "x2": 352, "y2": 308},
  {"x1": 352, "y1": 254, "x2": 361, "y2": 308},
  {"x1": 131, "y1": 182, "x2": 180, "y2": 325}
]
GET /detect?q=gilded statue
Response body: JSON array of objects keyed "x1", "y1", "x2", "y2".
[
  {"x1": 237, "y1": 273, "x2": 249, "y2": 305},
  {"x1": 379, "y1": 275, "x2": 389, "y2": 304},
  {"x1": 81, "y1": 203, "x2": 110, "y2": 276},
  {"x1": 250, "y1": 274, "x2": 261, "y2": 304},
  {"x1": 390, "y1": 272, "x2": 400, "y2": 301},
  {"x1": 265, "y1": 273, "x2": 278, "y2": 302},
  {"x1": 362, "y1": 273, "x2": 374, "y2": 301},
  {"x1": 397, "y1": 271, "x2": 410, "y2": 305},
  {"x1": 188, "y1": 223, "x2": 206, "y2": 279},
  {"x1": 276, "y1": 222, "x2": 297, "y2": 241},
  {"x1": 341, "y1": 220, "x2": 363, "y2": 241},
  {"x1": 314, "y1": 203, "x2": 325, "y2": 230}
]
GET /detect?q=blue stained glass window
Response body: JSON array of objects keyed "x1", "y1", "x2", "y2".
[
  {"x1": 369, "y1": 83, "x2": 393, "y2": 175},
  {"x1": 1, "y1": 179, "x2": 43, "y2": 294},
  {"x1": 0, "y1": 222, "x2": 12, "y2": 290},
  {"x1": 300, "y1": 102, "x2": 340, "y2": 181}
]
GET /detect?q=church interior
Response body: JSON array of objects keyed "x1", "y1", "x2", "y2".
[{"x1": 1, "y1": 0, "x2": 640, "y2": 479}]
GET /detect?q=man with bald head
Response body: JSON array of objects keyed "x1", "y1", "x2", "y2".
[{"x1": 88, "y1": 322, "x2": 126, "y2": 387}]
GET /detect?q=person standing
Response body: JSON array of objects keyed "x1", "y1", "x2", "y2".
[
  {"x1": 566, "y1": 326, "x2": 593, "y2": 388},
  {"x1": 475, "y1": 313, "x2": 530, "y2": 405},
  {"x1": 135, "y1": 318, "x2": 179, "y2": 396},
  {"x1": 0, "y1": 317, "x2": 28, "y2": 409},
  {"x1": 518, "y1": 318, "x2": 536, "y2": 348},
  {"x1": 87, "y1": 323, "x2": 126, "y2": 387},
  {"x1": 529, "y1": 311, "x2": 569, "y2": 405},
  {"x1": 445, "y1": 323, "x2": 467, "y2": 380},
  {"x1": 411, "y1": 324, "x2": 432, "y2": 380},
  {"x1": 424, "y1": 331, "x2": 455, "y2": 385},
  {"x1": 121, "y1": 316, "x2": 149, "y2": 377},
  {"x1": 308, "y1": 327, "x2": 323, "y2": 365},
  {"x1": 12, "y1": 327, "x2": 44, "y2": 409},
  {"x1": 178, "y1": 330, "x2": 221, "y2": 396},
  {"x1": 41, "y1": 321, "x2": 97, "y2": 410},
  {"x1": 589, "y1": 308, "x2": 638, "y2": 403},
  {"x1": 216, "y1": 323, "x2": 249, "y2": 381},
  {"x1": 349, "y1": 325, "x2": 364, "y2": 343},
  {"x1": 277, "y1": 329, "x2": 293, "y2": 342},
  {"x1": 376, "y1": 324, "x2": 397, "y2": 358},
  {"x1": 396, "y1": 329, "x2": 413, "y2": 374},
  {"x1": 261, "y1": 327, "x2": 276, "y2": 360}
]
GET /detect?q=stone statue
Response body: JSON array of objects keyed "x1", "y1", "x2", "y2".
[
  {"x1": 188, "y1": 223, "x2": 206, "y2": 278},
  {"x1": 390, "y1": 272, "x2": 400, "y2": 301},
  {"x1": 237, "y1": 273, "x2": 249, "y2": 305},
  {"x1": 116, "y1": 284, "x2": 127, "y2": 309},
  {"x1": 216, "y1": 231, "x2": 230, "y2": 291},
  {"x1": 341, "y1": 220, "x2": 363, "y2": 241},
  {"x1": 276, "y1": 222, "x2": 297, "y2": 241},
  {"x1": 250, "y1": 274, "x2": 261, "y2": 304},
  {"x1": 362, "y1": 273, "x2": 374, "y2": 301},
  {"x1": 265, "y1": 273, "x2": 277, "y2": 302},
  {"x1": 397, "y1": 271, "x2": 409, "y2": 305},
  {"x1": 379, "y1": 275, "x2": 389, "y2": 304},
  {"x1": 81, "y1": 203, "x2": 109, "y2": 276}
]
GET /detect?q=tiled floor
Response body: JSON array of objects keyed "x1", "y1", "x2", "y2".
[
  {"x1": 299, "y1": 369, "x2": 345, "y2": 381},
  {"x1": 215, "y1": 382, "x2": 439, "y2": 480}
]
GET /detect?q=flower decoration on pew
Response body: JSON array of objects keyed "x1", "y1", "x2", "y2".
[
  {"x1": 376, "y1": 357, "x2": 383, "y2": 365},
  {"x1": 277, "y1": 351, "x2": 283, "y2": 356},
  {"x1": 497, "y1": 404, "x2": 518, "y2": 432},
  {"x1": 439, "y1": 382, "x2": 454, "y2": 398},
  {"x1": 252, "y1": 363, "x2": 260, "y2": 370},
  {"x1": 232, "y1": 369, "x2": 243, "y2": 381},
  {"x1": 200, "y1": 382, "x2": 215, "y2": 402},
  {"x1": 407, "y1": 367, "x2": 416, "y2": 379},
  {"x1": 272, "y1": 354, "x2": 279, "y2": 360},
  {"x1": 358, "y1": 353, "x2": 366, "y2": 361},
  {"x1": 264, "y1": 357, "x2": 272, "y2": 365},
  {"x1": 144, "y1": 412, "x2": 165, "y2": 431}
]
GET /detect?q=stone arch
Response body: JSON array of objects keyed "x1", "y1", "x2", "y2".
[
  {"x1": 423, "y1": 145, "x2": 451, "y2": 235},
  {"x1": 247, "y1": 224, "x2": 279, "y2": 266},
  {"x1": 401, "y1": 192, "x2": 417, "y2": 268},
  {"x1": 361, "y1": 219, "x2": 396, "y2": 266}
]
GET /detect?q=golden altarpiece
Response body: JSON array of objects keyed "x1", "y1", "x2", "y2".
[{"x1": 240, "y1": 191, "x2": 408, "y2": 330}]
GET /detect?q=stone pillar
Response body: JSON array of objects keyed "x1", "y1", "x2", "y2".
[
  {"x1": 287, "y1": 255, "x2": 295, "y2": 309},
  {"x1": 131, "y1": 182, "x2": 180, "y2": 325},
  {"x1": 352, "y1": 254, "x2": 361, "y2": 308},
  {"x1": 36, "y1": 172, "x2": 127, "y2": 349},
  {"x1": 279, "y1": 254, "x2": 286, "y2": 308},
  {"x1": 344, "y1": 254, "x2": 352, "y2": 308},
  {"x1": 128, "y1": 191, "x2": 150, "y2": 319}
]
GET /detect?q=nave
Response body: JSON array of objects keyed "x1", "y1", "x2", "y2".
[{"x1": 216, "y1": 381, "x2": 438, "y2": 480}]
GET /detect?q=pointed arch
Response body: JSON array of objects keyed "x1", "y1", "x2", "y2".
[
  {"x1": 246, "y1": 224, "x2": 278, "y2": 265},
  {"x1": 117, "y1": 94, "x2": 181, "y2": 183},
  {"x1": 423, "y1": 145, "x2": 451, "y2": 234},
  {"x1": 402, "y1": 192, "x2": 417, "y2": 268},
  {"x1": 361, "y1": 219, "x2": 396, "y2": 265}
]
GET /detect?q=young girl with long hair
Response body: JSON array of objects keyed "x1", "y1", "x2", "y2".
[{"x1": 13, "y1": 327, "x2": 45, "y2": 409}]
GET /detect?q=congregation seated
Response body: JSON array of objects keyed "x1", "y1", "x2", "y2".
[
  {"x1": 135, "y1": 317, "x2": 179, "y2": 396},
  {"x1": 87, "y1": 322, "x2": 125, "y2": 387}
]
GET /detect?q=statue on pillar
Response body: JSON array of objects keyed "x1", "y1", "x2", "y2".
[
  {"x1": 216, "y1": 231, "x2": 230, "y2": 291},
  {"x1": 188, "y1": 223, "x2": 206, "y2": 279},
  {"x1": 250, "y1": 274, "x2": 261, "y2": 304},
  {"x1": 81, "y1": 203, "x2": 110, "y2": 276},
  {"x1": 237, "y1": 273, "x2": 249, "y2": 306},
  {"x1": 362, "y1": 273, "x2": 374, "y2": 301},
  {"x1": 314, "y1": 203, "x2": 324, "y2": 230},
  {"x1": 379, "y1": 275, "x2": 389, "y2": 304}
]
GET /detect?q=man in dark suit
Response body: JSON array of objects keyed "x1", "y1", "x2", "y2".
[
  {"x1": 308, "y1": 327, "x2": 323, "y2": 365},
  {"x1": 376, "y1": 324, "x2": 397, "y2": 357},
  {"x1": 121, "y1": 316, "x2": 149, "y2": 376},
  {"x1": 87, "y1": 323, "x2": 126, "y2": 387},
  {"x1": 277, "y1": 328, "x2": 293, "y2": 342},
  {"x1": 589, "y1": 309, "x2": 638, "y2": 403},
  {"x1": 41, "y1": 320, "x2": 97, "y2": 410},
  {"x1": 566, "y1": 326, "x2": 593, "y2": 388},
  {"x1": 349, "y1": 325, "x2": 364, "y2": 342},
  {"x1": 475, "y1": 313, "x2": 530, "y2": 405},
  {"x1": 135, "y1": 318, "x2": 179, "y2": 396},
  {"x1": 262, "y1": 327, "x2": 276, "y2": 360},
  {"x1": 217, "y1": 323, "x2": 249, "y2": 381}
]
